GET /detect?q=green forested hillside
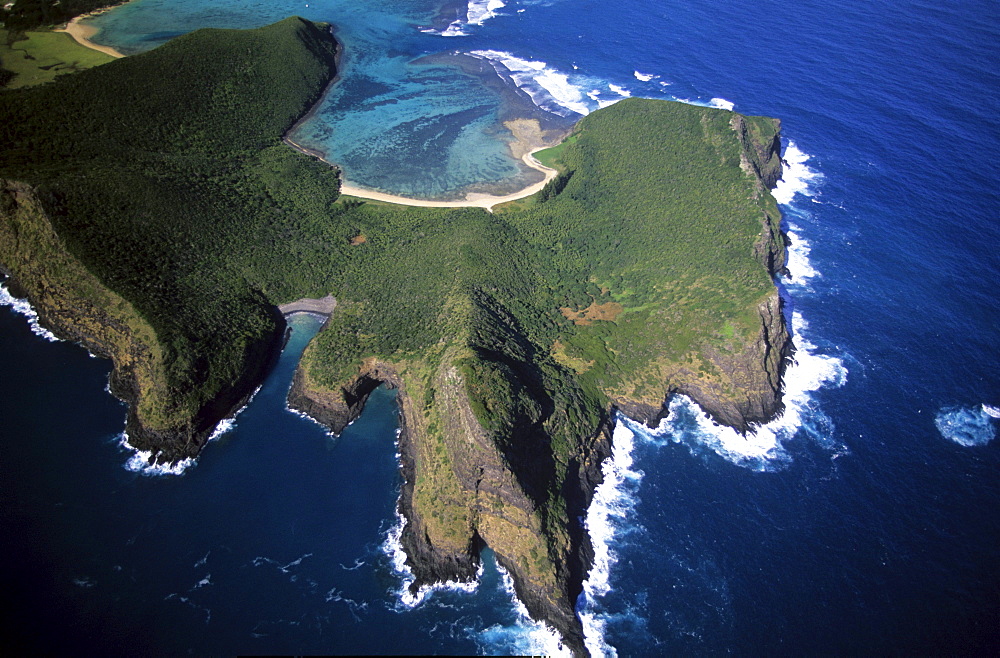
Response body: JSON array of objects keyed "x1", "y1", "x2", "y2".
[
  {"x1": 0, "y1": 20, "x2": 785, "y2": 649},
  {"x1": 0, "y1": 17, "x2": 345, "y2": 435}
]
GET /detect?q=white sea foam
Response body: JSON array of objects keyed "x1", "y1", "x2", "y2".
[
  {"x1": 614, "y1": 141, "x2": 841, "y2": 469},
  {"x1": 582, "y1": 421, "x2": 641, "y2": 600},
  {"x1": 783, "y1": 228, "x2": 819, "y2": 287},
  {"x1": 119, "y1": 384, "x2": 259, "y2": 476},
  {"x1": 468, "y1": 50, "x2": 592, "y2": 116},
  {"x1": 622, "y1": 311, "x2": 846, "y2": 470},
  {"x1": 574, "y1": 417, "x2": 646, "y2": 657},
  {"x1": 382, "y1": 510, "x2": 481, "y2": 609},
  {"x1": 427, "y1": 0, "x2": 506, "y2": 36},
  {"x1": 607, "y1": 83, "x2": 631, "y2": 98},
  {"x1": 935, "y1": 405, "x2": 996, "y2": 447},
  {"x1": 0, "y1": 281, "x2": 61, "y2": 342},
  {"x1": 468, "y1": 0, "x2": 506, "y2": 25},
  {"x1": 772, "y1": 142, "x2": 823, "y2": 206},
  {"x1": 709, "y1": 97, "x2": 735, "y2": 111},
  {"x1": 475, "y1": 563, "x2": 572, "y2": 657},
  {"x1": 120, "y1": 432, "x2": 198, "y2": 476},
  {"x1": 633, "y1": 71, "x2": 655, "y2": 82},
  {"x1": 284, "y1": 403, "x2": 338, "y2": 437}
]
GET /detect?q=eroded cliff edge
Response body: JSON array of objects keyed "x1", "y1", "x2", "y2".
[
  {"x1": 287, "y1": 102, "x2": 792, "y2": 655},
  {"x1": 0, "y1": 17, "x2": 342, "y2": 463},
  {"x1": 0, "y1": 181, "x2": 286, "y2": 462},
  {"x1": 0, "y1": 16, "x2": 791, "y2": 655}
]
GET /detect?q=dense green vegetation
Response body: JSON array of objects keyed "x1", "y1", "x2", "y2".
[
  {"x1": 0, "y1": 14, "x2": 782, "y2": 444},
  {"x1": 0, "y1": 17, "x2": 344, "y2": 431},
  {"x1": 0, "y1": 20, "x2": 784, "y2": 641},
  {"x1": 2, "y1": 11, "x2": 782, "y2": 557},
  {"x1": 1, "y1": 0, "x2": 122, "y2": 31}
]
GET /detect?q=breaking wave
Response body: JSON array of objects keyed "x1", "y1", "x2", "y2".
[
  {"x1": 618, "y1": 140, "x2": 841, "y2": 470},
  {"x1": 468, "y1": 50, "x2": 631, "y2": 116},
  {"x1": 709, "y1": 97, "x2": 735, "y2": 111},
  {"x1": 576, "y1": 419, "x2": 645, "y2": 656},
  {"x1": 475, "y1": 563, "x2": 572, "y2": 657},
  {"x1": 382, "y1": 509, "x2": 481, "y2": 608},
  {"x1": 773, "y1": 142, "x2": 823, "y2": 206},
  {"x1": 119, "y1": 385, "x2": 260, "y2": 476},
  {"x1": 935, "y1": 405, "x2": 997, "y2": 447},
  {"x1": 120, "y1": 432, "x2": 198, "y2": 476},
  {"x1": 626, "y1": 311, "x2": 847, "y2": 471},
  {"x1": 425, "y1": 0, "x2": 506, "y2": 36},
  {"x1": 1, "y1": 281, "x2": 61, "y2": 342}
]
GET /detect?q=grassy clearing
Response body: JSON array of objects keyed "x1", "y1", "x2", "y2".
[
  {"x1": 532, "y1": 132, "x2": 579, "y2": 170},
  {"x1": 0, "y1": 28, "x2": 114, "y2": 88}
]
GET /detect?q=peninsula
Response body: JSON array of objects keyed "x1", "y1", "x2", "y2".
[{"x1": 0, "y1": 18, "x2": 789, "y2": 655}]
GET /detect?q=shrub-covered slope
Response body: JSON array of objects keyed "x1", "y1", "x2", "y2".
[
  {"x1": 0, "y1": 17, "x2": 344, "y2": 458},
  {"x1": 0, "y1": 20, "x2": 788, "y2": 655}
]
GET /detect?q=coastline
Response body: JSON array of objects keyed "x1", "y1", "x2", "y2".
[
  {"x1": 339, "y1": 149, "x2": 557, "y2": 212},
  {"x1": 57, "y1": 12, "x2": 126, "y2": 59},
  {"x1": 278, "y1": 295, "x2": 337, "y2": 316}
]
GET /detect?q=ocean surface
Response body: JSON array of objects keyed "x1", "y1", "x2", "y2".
[{"x1": 3, "y1": 0, "x2": 999, "y2": 654}]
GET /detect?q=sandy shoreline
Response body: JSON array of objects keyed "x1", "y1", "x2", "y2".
[
  {"x1": 339, "y1": 149, "x2": 557, "y2": 212},
  {"x1": 337, "y1": 117, "x2": 561, "y2": 211},
  {"x1": 278, "y1": 295, "x2": 337, "y2": 316},
  {"x1": 61, "y1": 7, "x2": 560, "y2": 212},
  {"x1": 57, "y1": 12, "x2": 126, "y2": 59}
]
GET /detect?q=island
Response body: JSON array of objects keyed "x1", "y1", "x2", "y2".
[{"x1": 0, "y1": 18, "x2": 789, "y2": 655}]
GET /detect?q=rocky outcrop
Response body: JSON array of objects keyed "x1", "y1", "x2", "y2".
[
  {"x1": 613, "y1": 116, "x2": 792, "y2": 434},
  {"x1": 670, "y1": 290, "x2": 791, "y2": 432},
  {"x1": 732, "y1": 114, "x2": 783, "y2": 190},
  {"x1": 288, "y1": 334, "x2": 612, "y2": 656}
]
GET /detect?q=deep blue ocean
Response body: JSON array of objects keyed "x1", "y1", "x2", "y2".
[{"x1": 3, "y1": 0, "x2": 999, "y2": 654}]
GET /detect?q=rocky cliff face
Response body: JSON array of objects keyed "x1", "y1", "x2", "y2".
[
  {"x1": 0, "y1": 180, "x2": 285, "y2": 464},
  {"x1": 285, "y1": 114, "x2": 793, "y2": 654},
  {"x1": 672, "y1": 116, "x2": 791, "y2": 432},
  {"x1": 616, "y1": 116, "x2": 791, "y2": 434},
  {"x1": 289, "y1": 338, "x2": 612, "y2": 655}
]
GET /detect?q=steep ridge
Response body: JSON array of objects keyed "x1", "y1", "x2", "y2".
[
  {"x1": 0, "y1": 18, "x2": 342, "y2": 463},
  {"x1": 0, "y1": 18, "x2": 790, "y2": 655}
]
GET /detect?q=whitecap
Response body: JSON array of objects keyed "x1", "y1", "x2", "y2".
[
  {"x1": 935, "y1": 405, "x2": 996, "y2": 447},
  {"x1": 120, "y1": 432, "x2": 197, "y2": 476},
  {"x1": 581, "y1": 421, "x2": 642, "y2": 600},
  {"x1": 772, "y1": 142, "x2": 823, "y2": 206},
  {"x1": 782, "y1": 228, "x2": 819, "y2": 288},
  {"x1": 633, "y1": 71, "x2": 655, "y2": 82},
  {"x1": 982, "y1": 404, "x2": 1000, "y2": 419},
  {"x1": 382, "y1": 510, "x2": 481, "y2": 608},
  {"x1": 625, "y1": 311, "x2": 846, "y2": 470},
  {"x1": 575, "y1": 418, "x2": 645, "y2": 657},
  {"x1": 468, "y1": 50, "x2": 592, "y2": 116},
  {"x1": 119, "y1": 384, "x2": 258, "y2": 475},
  {"x1": 468, "y1": 0, "x2": 506, "y2": 25},
  {"x1": 709, "y1": 97, "x2": 735, "y2": 111},
  {"x1": 0, "y1": 281, "x2": 61, "y2": 342},
  {"x1": 585, "y1": 88, "x2": 623, "y2": 109},
  {"x1": 426, "y1": 0, "x2": 506, "y2": 37},
  {"x1": 607, "y1": 83, "x2": 631, "y2": 98},
  {"x1": 475, "y1": 563, "x2": 572, "y2": 657}
]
